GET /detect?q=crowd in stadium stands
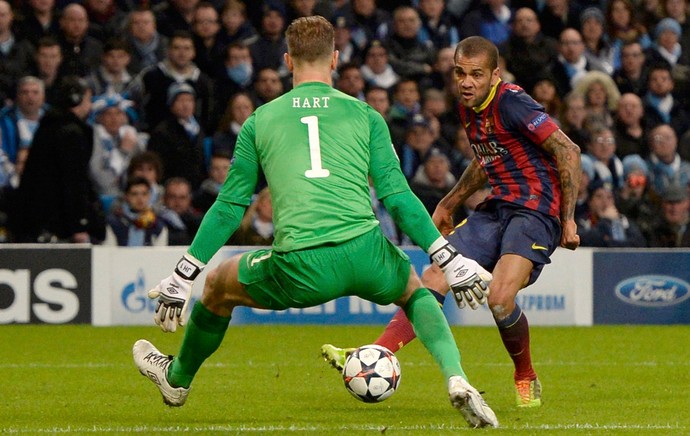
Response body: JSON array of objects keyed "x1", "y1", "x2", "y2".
[{"x1": 0, "y1": 0, "x2": 689, "y2": 247}]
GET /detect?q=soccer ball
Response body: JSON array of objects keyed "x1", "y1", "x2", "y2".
[{"x1": 342, "y1": 344, "x2": 401, "y2": 403}]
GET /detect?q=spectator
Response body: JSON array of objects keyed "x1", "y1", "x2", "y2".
[
  {"x1": 103, "y1": 176, "x2": 168, "y2": 246},
  {"x1": 386, "y1": 6, "x2": 436, "y2": 80},
  {"x1": 645, "y1": 123, "x2": 690, "y2": 198},
  {"x1": 286, "y1": 0, "x2": 319, "y2": 23},
  {"x1": 660, "y1": 0, "x2": 690, "y2": 60},
  {"x1": 218, "y1": 0, "x2": 258, "y2": 47},
  {"x1": 448, "y1": 126, "x2": 474, "y2": 177},
  {"x1": 83, "y1": 0, "x2": 128, "y2": 43},
  {"x1": 418, "y1": 0, "x2": 460, "y2": 48},
  {"x1": 550, "y1": 28, "x2": 607, "y2": 97},
  {"x1": 618, "y1": 154, "x2": 656, "y2": 238},
  {"x1": 349, "y1": 0, "x2": 391, "y2": 50},
  {"x1": 538, "y1": 0, "x2": 583, "y2": 40},
  {"x1": 364, "y1": 85, "x2": 390, "y2": 119},
  {"x1": 16, "y1": 0, "x2": 60, "y2": 47},
  {"x1": 128, "y1": 30, "x2": 213, "y2": 132},
  {"x1": 613, "y1": 41, "x2": 648, "y2": 95},
  {"x1": 336, "y1": 62, "x2": 365, "y2": 100},
  {"x1": 398, "y1": 114, "x2": 437, "y2": 180},
  {"x1": 125, "y1": 8, "x2": 168, "y2": 75},
  {"x1": 638, "y1": 0, "x2": 664, "y2": 31},
  {"x1": 613, "y1": 93, "x2": 648, "y2": 157},
  {"x1": 249, "y1": 1, "x2": 288, "y2": 81},
  {"x1": 57, "y1": 3, "x2": 104, "y2": 77},
  {"x1": 410, "y1": 147, "x2": 456, "y2": 216},
  {"x1": 127, "y1": 150, "x2": 164, "y2": 208},
  {"x1": 0, "y1": 76, "x2": 48, "y2": 178},
  {"x1": 332, "y1": 15, "x2": 360, "y2": 64},
  {"x1": 580, "y1": 7, "x2": 615, "y2": 74},
  {"x1": 572, "y1": 70, "x2": 621, "y2": 128},
  {"x1": 0, "y1": 0, "x2": 35, "y2": 104},
  {"x1": 148, "y1": 82, "x2": 206, "y2": 189},
  {"x1": 154, "y1": 0, "x2": 199, "y2": 37},
  {"x1": 27, "y1": 37, "x2": 62, "y2": 105},
  {"x1": 11, "y1": 76, "x2": 105, "y2": 243},
  {"x1": 645, "y1": 18, "x2": 689, "y2": 67},
  {"x1": 579, "y1": 180, "x2": 647, "y2": 247},
  {"x1": 647, "y1": 183, "x2": 690, "y2": 246},
  {"x1": 388, "y1": 77, "x2": 421, "y2": 147},
  {"x1": 251, "y1": 67, "x2": 284, "y2": 108},
  {"x1": 422, "y1": 87, "x2": 456, "y2": 146},
  {"x1": 360, "y1": 39, "x2": 398, "y2": 90},
  {"x1": 212, "y1": 91, "x2": 253, "y2": 157},
  {"x1": 559, "y1": 91, "x2": 589, "y2": 148},
  {"x1": 642, "y1": 62, "x2": 690, "y2": 138},
  {"x1": 160, "y1": 176, "x2": 201, "y2": 245},
  {"x1": 193, "y1": 150, "x2": 231, "y2": 213},
  {"x1": 605, "y1": 0, "x2": 652, "y2": 71},
  {"x1": 460, "y1": 0, "x2": 512, "y2": 47},
  {"x1": 499, "y1": 8, "x2": 559, "y2": 94},
  {"x1": 586, "y1": 123, "x2": 625, "y2": 190},
  {"x1": 419, "y1": 46, "x2": 456, "y2": 92},
  {"x1": 531, "y1": 77, "x2": 562, "y2": 120},
  {"x1": 86, "y1": 37, "x2": 134, "y2": 98},
  {"x1": 213, "y1": 43, "x2": 253, "y2": 116},
  {"x1": 228, "y1": 186, "x2": 273, "y2": 246},
  {"x1": 191, "y1": 1, "x2": 224, "y2": 78},
  {"x1": 88, "y1": 94, "x2": 145, "y2": 208}
]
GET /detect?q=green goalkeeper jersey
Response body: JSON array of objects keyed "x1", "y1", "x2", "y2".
[{"x1": 213, "y1": 81, "x2": 410, "y2": 252}]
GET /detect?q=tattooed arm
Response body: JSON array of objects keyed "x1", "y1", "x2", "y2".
[
  {"x1": 432, "y1": 158, "x2": 488, "y2": 235},
  {"x1": 541, "y1": 129, "x2": 582, "y2": 250}
]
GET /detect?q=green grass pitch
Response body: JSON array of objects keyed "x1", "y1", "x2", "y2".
[{"x1": 2, "y1": 324, "x2": 689, "y2": 434}]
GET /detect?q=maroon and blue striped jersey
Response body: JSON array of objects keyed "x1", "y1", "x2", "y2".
[{"x1": 460, "y1": 80, "x2": 562, "y2": 218}]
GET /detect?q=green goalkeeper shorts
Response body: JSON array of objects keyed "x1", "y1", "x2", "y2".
[{"x1": 238, "y1": 227, "x2": 411, "y2": 310}]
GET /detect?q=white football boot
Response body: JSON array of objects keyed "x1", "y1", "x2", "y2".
[
  {"x1": 448, "y1": 376, "x2": 499, "y2": 428},
  {"x1": 133, "y1": 339, "x2": 190, "y2": 407}
]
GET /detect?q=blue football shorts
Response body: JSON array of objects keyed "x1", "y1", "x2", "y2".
[{"x1": 447, "y1": 199, "x2": 562, "y2": 287}]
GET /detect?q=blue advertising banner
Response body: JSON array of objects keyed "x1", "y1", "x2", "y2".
[{"x1": 593, "y1": 251, "x2": 690, "y2": 324}]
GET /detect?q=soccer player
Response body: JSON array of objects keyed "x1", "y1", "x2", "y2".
[
  {"x1": 132, "y1": 17, "x2": 499, "y2": 428},
  {"x1": 322, "y1": 36, "x2": 582, "y2": 408}
]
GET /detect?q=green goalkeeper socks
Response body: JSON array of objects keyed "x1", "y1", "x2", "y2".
[
  {"x1": 403, "y1": 288, "x2": 467, "y2": 381},
  {"x1": 168, "y1": 301, "x2": 231, "y2": 388}
]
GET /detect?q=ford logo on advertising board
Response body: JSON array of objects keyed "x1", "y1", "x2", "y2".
[{"x1": 615, "y1": 275, "x2": 690, "y2": 307}]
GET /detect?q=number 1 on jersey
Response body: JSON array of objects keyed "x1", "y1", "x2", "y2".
[{"x1": 301, "y1": 115, "x2": 330, "y2": 178}]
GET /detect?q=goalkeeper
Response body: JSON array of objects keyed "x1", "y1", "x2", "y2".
[{"x1": 133, "y1": 15, "x2": 497, "y2": 429}]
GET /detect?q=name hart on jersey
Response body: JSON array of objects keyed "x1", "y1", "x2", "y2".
[{"x1": 292, "y1": 96, "x2": 330, "y2": 108}]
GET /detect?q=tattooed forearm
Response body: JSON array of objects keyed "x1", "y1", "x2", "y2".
[
  {"x1": 543, "y1": 130, "x2": 581, "y2": 222},
  {"x1": 438, "y1": 158, "x2": 488, "y2": 212}
]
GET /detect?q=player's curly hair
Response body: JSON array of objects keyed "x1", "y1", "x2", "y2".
[{"x1": 285, "y1": 15, "x2": 334, "y2": 64}]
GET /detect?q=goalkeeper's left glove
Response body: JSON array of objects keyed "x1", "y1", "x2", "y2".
[
  {"x1": 148, "y1": 254, "x2": 205, "y2": 332},
  {"x1": 429, "y1": 237, "x2": 492, "y2": 310}
]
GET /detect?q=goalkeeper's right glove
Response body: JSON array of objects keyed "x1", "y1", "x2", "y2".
[
  {"x1": 429, "y1": 236, "x2": 492, "y2": 310},
  {"x1": 148, "y1": 254, "x2": 205, "y2": 332}
]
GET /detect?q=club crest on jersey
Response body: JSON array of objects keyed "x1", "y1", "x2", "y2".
[{"x1": 484, "y1": 116, "x2": 494, "y2": 134}]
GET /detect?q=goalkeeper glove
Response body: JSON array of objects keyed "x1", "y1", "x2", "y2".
[
  {"x1": 429, "y1": 237, "x2": 492, "y2": 310},
  {"x1": 148, "y1": 254, "x2": 205, "y2": 332}
]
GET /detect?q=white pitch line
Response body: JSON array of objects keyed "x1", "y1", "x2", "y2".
[{"x1": 0, "y1": 423, "x2": 683, "y2": 433}]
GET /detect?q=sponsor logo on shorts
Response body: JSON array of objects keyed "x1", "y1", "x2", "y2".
[
  {"x1": 615, "y1": 275, "x2": 690, "y2": 307},
  {"x1": 531, "y1": 242, "x2": 548, "y2": 251}
]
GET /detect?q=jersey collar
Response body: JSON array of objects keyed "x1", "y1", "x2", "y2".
[{"x1": 473, "y1": 79, "x2": 501, "y2": 113}]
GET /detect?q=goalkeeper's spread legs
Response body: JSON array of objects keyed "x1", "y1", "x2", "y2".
[{"x1": 133, "y1": 339, "x2": 190, "y2": 407}]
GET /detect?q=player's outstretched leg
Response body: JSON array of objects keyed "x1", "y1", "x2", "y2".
[
  {"x1": 320, "y1": 344, "x2": 355, "y2": 371},
  {"x1": 448, "y1": 376, "x2": 499, "y2": 428},
  {"x1": 133, "y1": 339, "x2": 190, "y2": 407}
]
